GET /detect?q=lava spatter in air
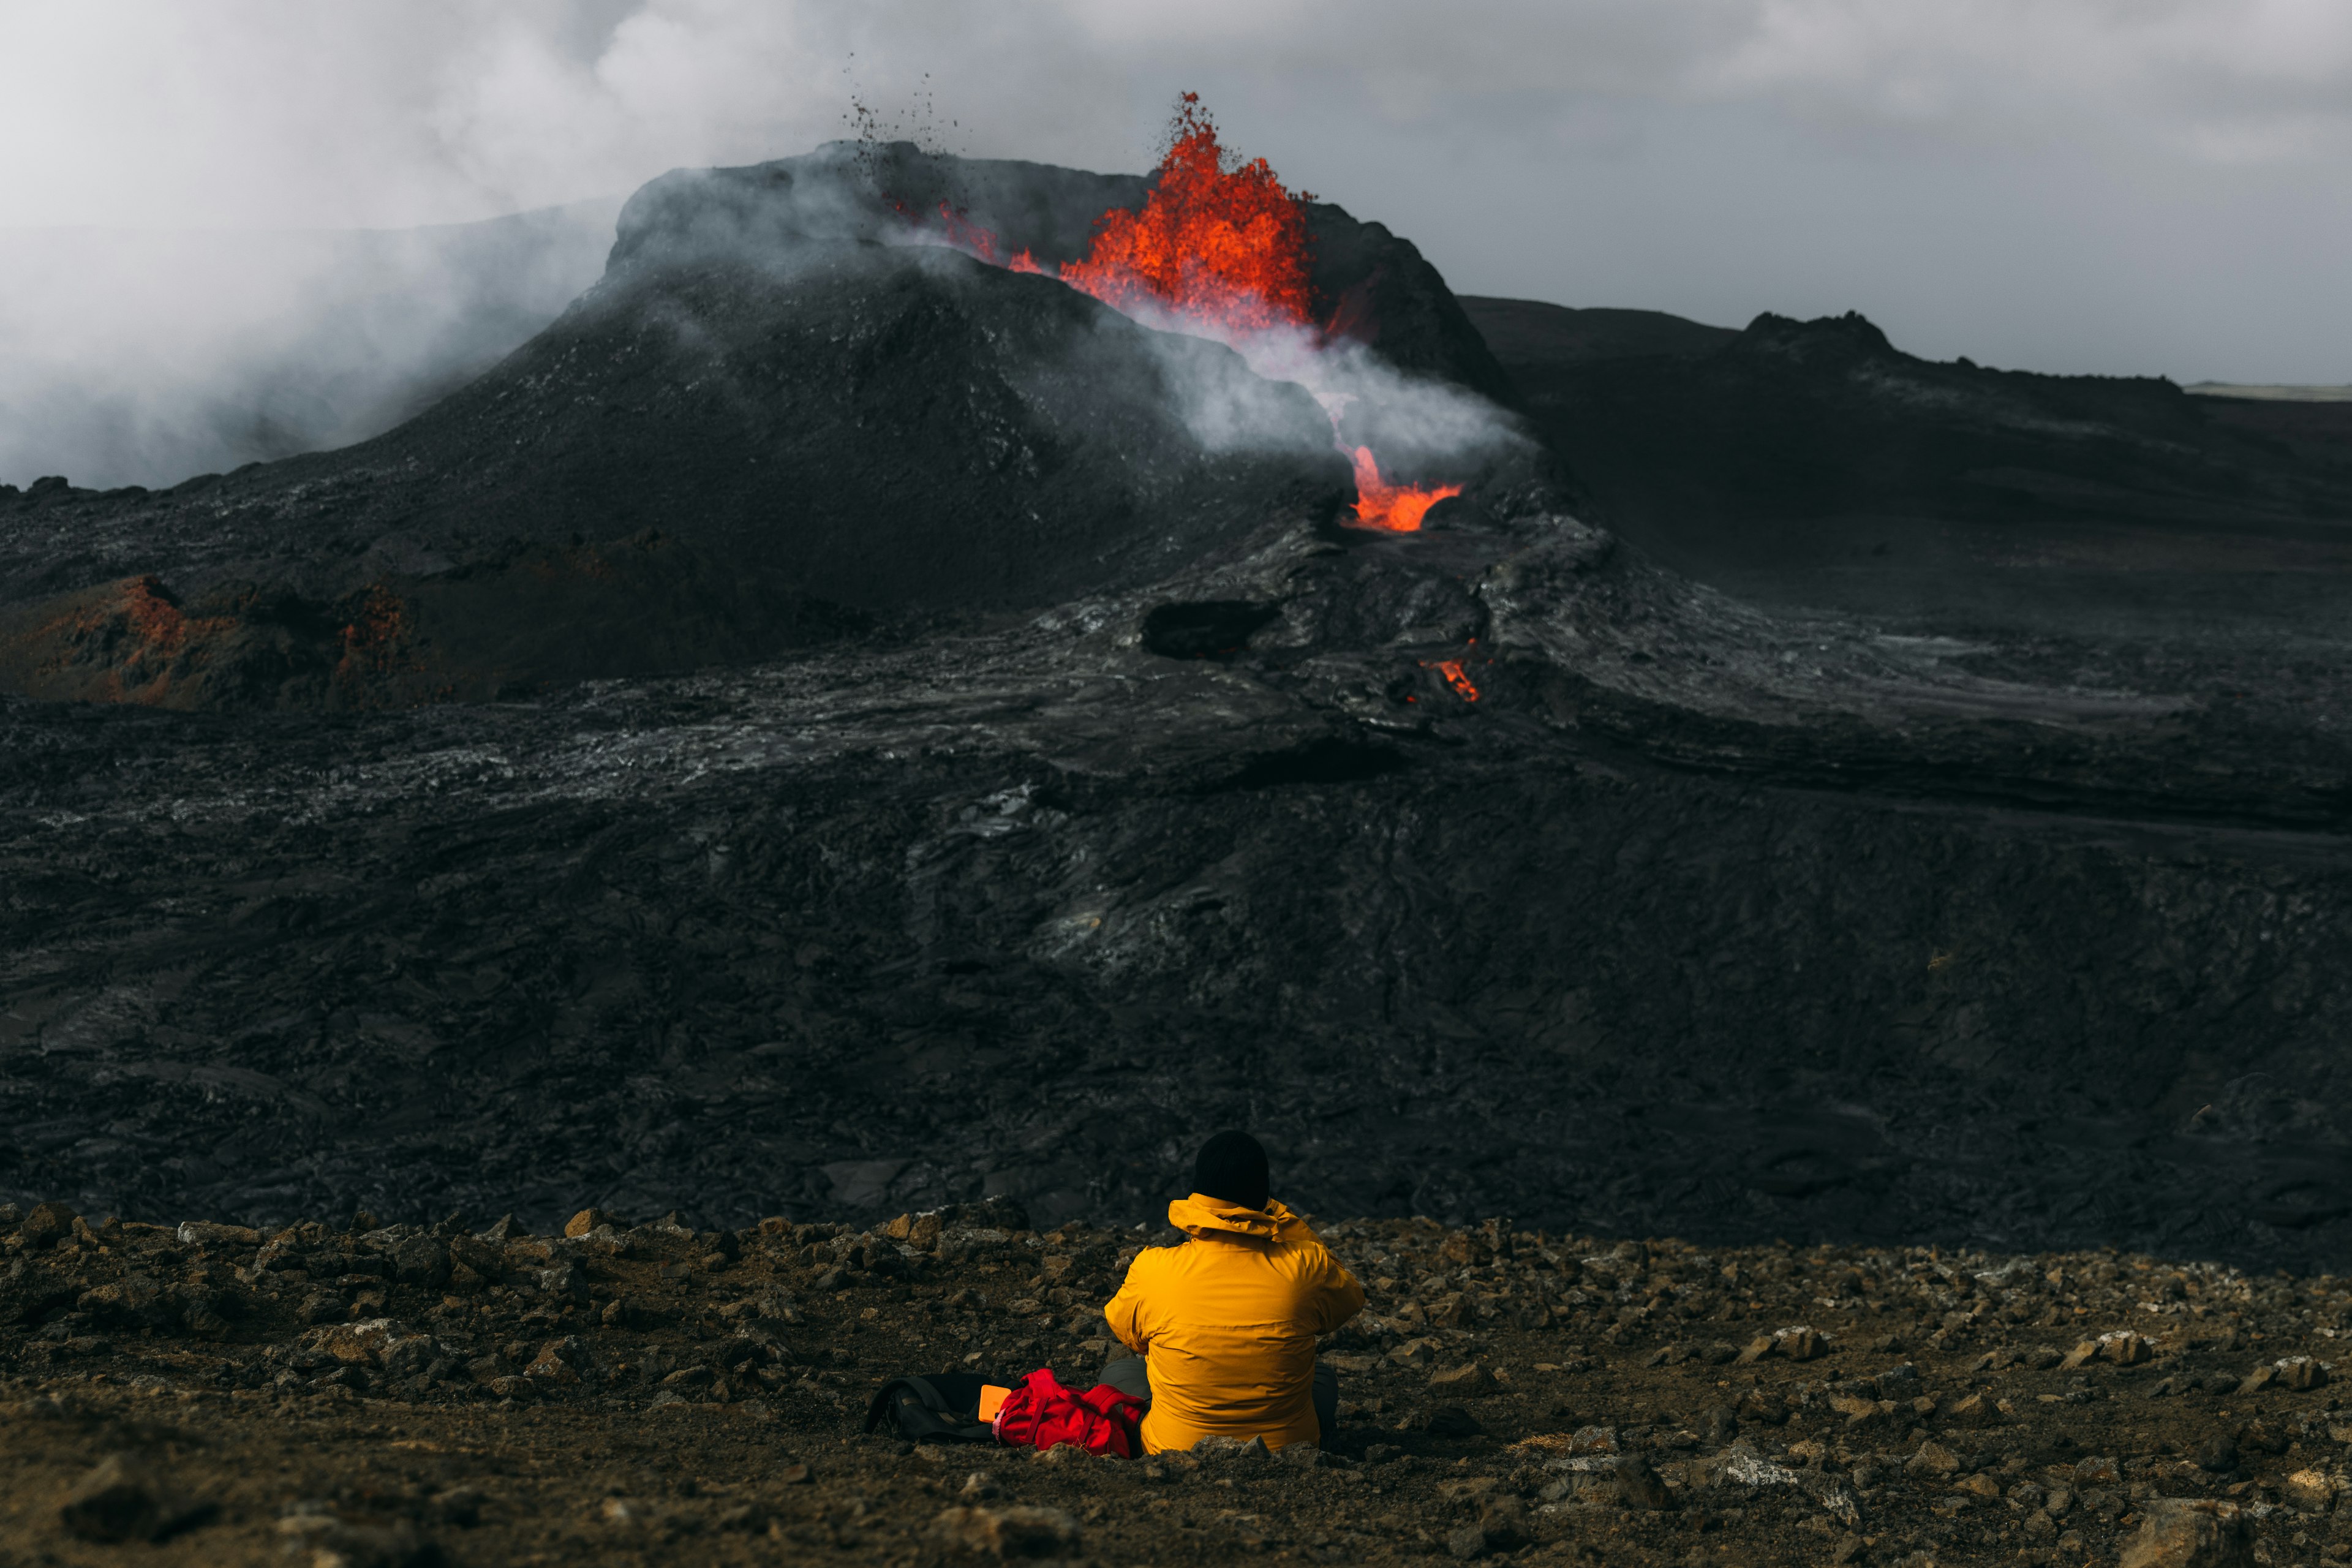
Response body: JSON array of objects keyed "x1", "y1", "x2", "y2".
[
  {"x1": 919, "y1": 94, "x2": 1463, "y2": 531},
  {"x1": 932, "y1": 202, "x2": 1045, "y2": 276}
]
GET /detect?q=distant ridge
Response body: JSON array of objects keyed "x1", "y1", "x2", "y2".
[
  {"x1": 1458, "y1": 296, "x2": 1738, "y2": 368},
  {"x1": 2185, "y1": 382, "x2": 2352, "y2": 402}
]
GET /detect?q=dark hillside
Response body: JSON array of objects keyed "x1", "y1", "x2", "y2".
[
  {"x1": 1459, "y1": 297, "x2": 1738, "y2": 366},
  {"x1": 1474, "y1": 302, "x2": 2352, "y2": 635}
]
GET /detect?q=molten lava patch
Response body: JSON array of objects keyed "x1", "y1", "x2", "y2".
[{"x1": 1349, "y1": 447, "x2": 1463, "y2": 533}]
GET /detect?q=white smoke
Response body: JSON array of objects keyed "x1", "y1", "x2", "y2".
[
  {"x1": 1136, "y1": 312, "x2": 1525, "y2": 478},
  {"x1": 0, "y1": 203, "x2": 620, "y2": 490}
]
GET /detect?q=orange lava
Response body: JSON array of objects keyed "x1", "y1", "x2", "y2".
[
  {"x1": 916, "y1": 94, "x2": 1463, "y2": 531},
  {"x1": 1433, "y1": 660, "x2": 1480, "y2": 703},
  {"x1": 1059, "y1": 94, "x2": 1315, "y2": 336},
  {"x1": 1348, "y1": 445, "x2": 1462, "y2": 533}
]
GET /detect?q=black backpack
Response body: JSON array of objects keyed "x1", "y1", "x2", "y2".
[{"x1": 863, "y1": 1373, "x2": 1000, "y2": 1442}]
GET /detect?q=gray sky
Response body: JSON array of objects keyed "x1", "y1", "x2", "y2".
[{"x1": 4, "y1": 0, "x2": 2351, "y2": 383}]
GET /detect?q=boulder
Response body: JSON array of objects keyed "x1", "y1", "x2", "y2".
[
  {"x1": 2117, "y1": 1498, "x2": 2252, "y2": 1568},
  {"x1": 926, "y1": 1503, "x2": 1080, "y2": 1558},
  {"x1": 58, "y1": 1455, "x2": 213, "y2": 1544}
]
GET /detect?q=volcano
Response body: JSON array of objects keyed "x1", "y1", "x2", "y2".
[
  {"x1": 7, "y1": 127, "x2": 2352, "y2": 1278},
  {"x1": 0, "y1": 129, "x2": 1525, "y2": 708}
]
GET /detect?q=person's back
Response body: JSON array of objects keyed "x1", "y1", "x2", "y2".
[{"x1": 1101, "y1": 1133, "x2": 1363, "y2": 1453}]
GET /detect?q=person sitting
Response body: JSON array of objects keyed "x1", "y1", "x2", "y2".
[{"x1": 1099, "y1": 1131, "x2": 1365, "y2": 1452}]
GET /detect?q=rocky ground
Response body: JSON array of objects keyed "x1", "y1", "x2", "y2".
[
  {"x1": 12, "y1": 500, "x2": 2352, "y2": 1272},
  {"x1": 7, "y1": 1198, "x2": 2352, "y2": 1567}
]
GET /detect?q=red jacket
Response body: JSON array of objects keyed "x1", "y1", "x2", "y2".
[{"x1": 992, "y1": 1367, "x2": 1144, "y2": 1458}]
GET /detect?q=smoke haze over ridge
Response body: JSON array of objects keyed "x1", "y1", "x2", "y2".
[{"x1": 8, "y1": 1, "x2": 2352, "y2": 487}]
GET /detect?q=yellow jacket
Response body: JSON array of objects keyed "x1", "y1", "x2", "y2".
[{"x1": 1102, "y1": 1194, "x2": 1365, "y2": 1453}]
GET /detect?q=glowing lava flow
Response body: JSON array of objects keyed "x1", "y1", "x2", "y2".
[
  {"x1": 1349, "y1": 445, "x2": 1462, "y2": 532},
  {"x1": 922, "y1": 94, "x2": 1463, "y2": 530}
]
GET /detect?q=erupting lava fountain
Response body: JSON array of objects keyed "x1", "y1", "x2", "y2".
[{"x1": 931, "y1": 94, "x2": 1465, "y2": 532}]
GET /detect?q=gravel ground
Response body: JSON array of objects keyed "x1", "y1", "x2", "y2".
[{"x1": 6, "y1": 1198, "x2": 2351, "y2": 1566}]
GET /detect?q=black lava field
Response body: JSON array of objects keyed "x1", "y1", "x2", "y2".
[{"x1": 7, "y1": 141, "x2": 2352, "y2": 1275}]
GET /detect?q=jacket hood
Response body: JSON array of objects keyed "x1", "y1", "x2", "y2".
[{"x1": 1167, "y1": 1193, "x2": 1298, "y2": 1241}]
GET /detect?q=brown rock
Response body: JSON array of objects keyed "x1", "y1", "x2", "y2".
[
  {"x1": 21, "y1": 1201, "x2": 75, "y2": 1248},
  {"x1": 2283, "y1": 1468, "x2": 2337, "y2": 1512},
  {"x1": 59, "y1": 1454, "x2": 212, "y2": 1544},
  {"x1": 1424, "y1": 1406, "x2": 1485, "y2": 1439},
  {"x1": 564, "y1": 1208, "x2": 616, "y2": 1238},
  {"x1": 1905, "y1": 1441, "x2": 1962, "y2": 1477},
  {"x1": 2117, "y1": 1498, "x2": 2252, "y2": 1568},
  {"x1": 1775, "y1": 1326, "x2": 1828, "y2": 1362},
  {"x1": 1939, "y1": 1392, "x2": 1997, "y2": 1427},
  {"x1": 1444, "y1": 1521, "x2": 1490, "y2": 1561},
  {"x1": 2101, "y1": 1331, "x2": 2154, "y2": 1366},
  {"x1": 1733, "y1": 1335, "x2": 1776, "y2": 1365},
  {"x1": 527, "y1": 1339, "x2": 585, "y2": 1385},
  {"x1": 927, "y1": 1503, "x2": 1080, "y2": 1557},
  {"x1": 2275, "y1": 1355, "x2": 2328, "y2": 1392},
  {"x1": 447, "y1": 1234, "x2": 505, "y2": 1280},
  {"x1": 277, "y1": 1515, "x2": 433, "y2": 1567},
  {"x1": 309, "y1": 1319, "x2": 400, "y2": 1365},
  {"x1": 2236, "y1": 1418, "x2": 2290, "y2": 1455},
  {"x1": 1569, "y1": 1426, "x2": 1619, "y2": 1455},
  {"x1": 2075, "y1": 1456, "x2": 2122, "y2": 1487},
  {"x1": 2059, "y1": 1339, "x2": 2101, "y2": 1371},
  {"x1": 1428, "y1": 1362, "x2": 1493, "y2": 1395},
  {"x1": 884, "y1": 1211, "x2": 946, "y2": 1250},
  {"x1": 1615, "y1": 1454, "x2": 1676, "y2": 1511},
  {"x1": 1476, "y1": 1495, "x2": 1527, "y2": 1549},
  {"x1": 1826, "y1": 1393, "x2": 1885, "y2": 1428},
  {"x1": 174, "y1": 1220, "x2": 260, "y2": 1247},
  {"x1": 1955, "y1": 1472, "x2": 2003, "y2": 1498}
]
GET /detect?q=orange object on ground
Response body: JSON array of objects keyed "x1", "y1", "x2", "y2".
[
  {"x1": 1102, "y1": 1195, "x2": 1365, "y2": 1453},
  {"x1": 976, "y1": 1384, "x2": 1011, "y2": 1423}
]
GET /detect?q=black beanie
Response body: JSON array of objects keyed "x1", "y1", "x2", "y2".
[{"x1": 1192, "y1": 1131, "x2": 1270, "y2": 1210}]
